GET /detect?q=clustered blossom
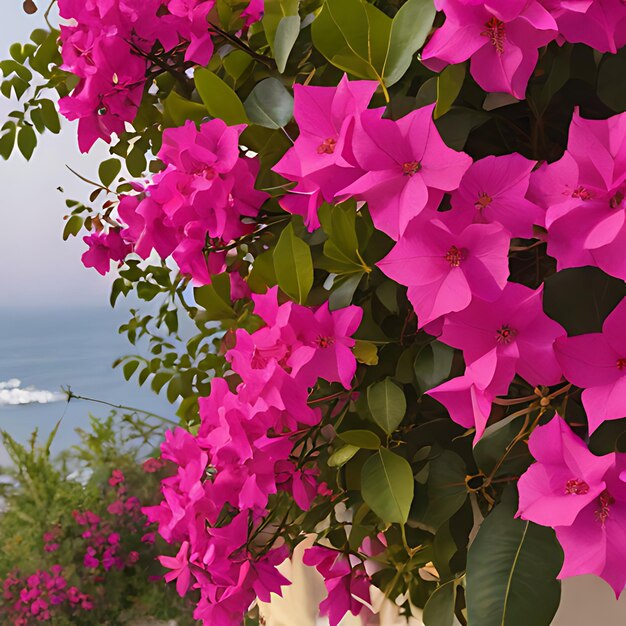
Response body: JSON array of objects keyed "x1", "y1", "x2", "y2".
[
  {"x1": 530, "y1": 109, "x2": 626, "y2": 280},
  {"x1": 422, "y1": 0, "x2": 626, "y2": 99},
  {"x1": 518, "y1": 416, "x2": 626, "y2": 595},
  {"x1": 1, "y1": 566, "x2": 92, "y2": 624},
  {"x1": 81, "y1": 119, "x2": 268, "y2": 284},
  {"x1": 58, "y1": 0, "x2": 264, "y2": 152},
  {"x1": 144, "y1": 288, "x2": 366, "y2": 626}
]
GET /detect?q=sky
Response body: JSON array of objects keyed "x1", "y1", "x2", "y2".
[{"x1": 0, "y1": 4, "x2": 113, "y2": 309}]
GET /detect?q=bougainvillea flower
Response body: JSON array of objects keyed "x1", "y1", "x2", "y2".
[
  {"x1": 340, "y1": 104, "x2": 472, "y2": 239},
  {"x1": 81, "y1": 229, "x2": 131, "y2": 275},
  {"x1": 517, "y1": 416, "x2": 614, "y2": 526},
  {"x1": 159, "y1": 541, "x2": 192, "y2": 597},
  {"x1": 274, "y1": 76, "x2": 379, "y2": 206},
  {"x1": 449, "y1": 153, "x2": 544, "y2": 237},
  {"x1": 378, "y1": 214, "x2": 510, "y2": 327},
  {"x1": 421, "y1": 0, "x2": 557, "y2": 99},
  {"x1": 427, "y1": 371, "x2": 496, "y2": 440},
  {"x1": 518, "y1": 415, "x2": 626, "y2": 596},
  {"x1": 438, "y1": 282, "x2": 565, "y2": 391},
  {"x1": 532, "y1": 110, "x2": 626, "y2": 280},
  {"x1": 555, "y1": 298, "x2": 626, "y2": 433},
  {"x1": 303, "y1": 546, "x2": 372, "y2": 626}
]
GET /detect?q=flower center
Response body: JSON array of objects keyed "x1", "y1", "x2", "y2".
[
  {"x1": 571, "y1": 186, "x2": 593, "y2": 200},
  {"x1": 617, "y1": 358, "x2": 626, "y2": 370},
  {"x1": 565, "y1": 479, "x2": 590, "y2": 495},
  {"x1": 475, "y1": 192, "x2": 492, "y2": 211},
  {"x1": 444, "y1": 245, "x2": 464, "y2": 267},
  {"x1": 97, "y1": 106, "x2": 108, "y2": 116},
  {"x1": 402, "y1": 161, "x2": 421, "y2": 176},
  {"x1": 317, "y1": 137, "x2": 337, "y2": 155},
  {"x1": 481, "y1": 16, "x2": 506, "y2": 54},
  {"x1": 496, "y1": 325, "x2": 517, "y2": 344},
  {"x1": 595, "y1": 490, "x2": 615, "y2": 527},
  {"x1": 316, "y1": 335, "x2": 335, "y2": 349},
  {"x1": 610, "y1": 190, "x2": 624, "y2": 209}
]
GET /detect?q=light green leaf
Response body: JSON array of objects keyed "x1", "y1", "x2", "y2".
[
  {"x1": 354, "y1": 340, "x2": 378, "y2": 366},
  {"x1": 244, "y1": 78, "x2": 294, "y2": 129},
  {"x1": 361, "y1": 447, "x2": 414, "y2": 524},
  {"x1": 466, "y1": 494, "x2": 563, "y2": 626},
  {"x1": 163, "y1": 90, "x2": 207, "y2": 127},
  {"x1": 338, "y1": 429, "x2": 381, "y2": 450},
  {"x1": 367, "y1": 378, "x2": 406, "y2": 435},
  {"x1": 273, "y1": 222, "x2": 313, "y2": 303},
  {"x1": 194, "y1": 68, "x2": 249, "y2": 125},
  {"x1": 98, "y1": 158, "x2": 121, "y2": 188},
  {"x1": 194, "y1": 274, "x2": 236, "y2": 321},
  {"x1": 435, "y1": 63, "x2": 466, "y2": 119},
  {"x1": 328, "y1": 444, "x2": 359, "y2": 467}
]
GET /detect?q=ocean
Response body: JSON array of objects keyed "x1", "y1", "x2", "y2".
[{"x1": 0, "y1": 307, "x2": 174, "y2": 464}]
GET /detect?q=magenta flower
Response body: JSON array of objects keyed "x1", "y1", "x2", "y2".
[
  {"x1": 438, "y1": 282, "x2": 565, "y2": 391},
  {"x1": 422, "y1": 0, "x2": 557, "y2": 99},
  {"x1": 517, "y1": 416, "x2": 614, "y2": 526},
  {"x1": 532, "y1": 110, "x2": 626, "y2": 280},
  {"x1": 159, "y1": 541, "x2": 192, "y2": 597},
  {"x1": 517, "y1": 415, "x2": 626, "y2": 596},
  {"x1": 378, "y1": 213, "x2": 510, "y2": 327},
  {"x1": 449, "y1": 153, "x2": 544, "y2": 237},
  {"x1": 555, "y1": 297, "x2": 626, "y2": 433},
  {"x1": 81, "y1": 230, "x2": 131, "y2": 275},
  {"x1": 340, "y1": 104, "x2": 472, "y2": 240}
]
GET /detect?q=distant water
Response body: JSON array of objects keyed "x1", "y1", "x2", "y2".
[{"x1": 0, "y1": 307, "x2": 174, "y2": 464}]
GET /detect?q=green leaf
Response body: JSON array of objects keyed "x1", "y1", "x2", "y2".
[
  {"x1": 194, "y1": 274, "x2": 236, "y2": 321},
  {"x1": 17, "y1": 124, "x2": 36, "y2": 160},
  {"x1": 263, "y1": 0, "x2": 301, "y2": 73},
  {"x1": 223, "y1": 50, "x2": 253, "y2": 82},
  {"x1": 273, "y1": 222, "x2": 313, "y2": 304},
  {"x1": 98, "y1": 158, "x2": 121, "y2": 187},
  {"x1": 466, "y1": 494, "x2": 563, "y2": 626},
  {"x1": 367, "y1": 378, "x2": 406, "y2": 435},
  {"x1": 194, "y1": 68, "x2": 249, "y2": 125},
  {"x1": 312, "y1": 0, "x2": 435, "y2": 88},
  {"x1": 244, "y1": 78, "x2": 294, "y2": 129},
  {"x1": 247, "y1": 249, "x2": 278, "y2": 293},
  {"x1": 423, "y1": 580, "x2": 457, "y2": 626},
  {"x1": 163, "y1": 90, "x2": 208, "y2": 127},
  {"x1": 0, "y1": 124, "x2": 16, "y2": 159},
  {"x1": 543, "y1": 267, "x2": 626, "y2": 335},
  {"x1": 126, "y1": 145, "x2": 147, "y2": 177},
  {"x1": 328, "y1": 444, "x2": 359, "y2": 467},
  {"x1": 598, "y1": 48, "x2": 626, "y2": 113},
  {"x1": 419, "y1": 450, "x2": 467, "y2": 531},
  {"x1": 354, "y1": 340, "x2": 378, "y2": 366},
  {"x1": 62, "y1": 215, "x2": 83, "y2": 240},
  {"x1": 361, "y1": 447, "x2": 414, "y2": 524},
  {"x1": 337, "y1": 429, "x2": 381, "y2": 450},
  {"x1": 39, "y1": 99, "x2": 60, "y2": 133},
  {"x1": 414, "y1": 341, "x2": 455, "y2": 393},
  {"x1": 383, "y1": 0, "x2": 437, "y2": 87},
  {"x1": 435, "y1": 63, "x2": 466, "y2": 119}
]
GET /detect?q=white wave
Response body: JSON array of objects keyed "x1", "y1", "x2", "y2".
[{"x1": 0, "y1": 379, "x2": 65, "y2": 406}]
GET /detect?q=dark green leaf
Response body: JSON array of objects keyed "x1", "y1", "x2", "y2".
[
  {"x1": 414, "y1": 341, "x2": 455, "y2": 393},
  {"x1": 98, "y1": 158, "x2": 121, "y2": 187},
  {"x1": 194, "y1": 274, "x2": 235, "y2": 321},
  {"x1": 367, "y1": 378, "x2": 406, "y2": 435},
  {"x1": 598, "y1": 48, "x2": 626, "y2": 113},
  {"x1": 62, "y1": 215, "x2": 83, "y2": 240},
  {"x1": 273, "y1": 222, "x2": 313, "y2": 304},
  {"x1": 244, "y1": 78, "x2": 294, "y2": 129},
  {"x1": 466, "y1": 494, "x2": 563, "y2": 626},
  {"x1": 39, "y1": 99, "x2": 60, "y2": 133},
  {"x1": 361, "y1": 447, "x2": 414, "y2": 524},
  {"x1": 435, "y1": 63, "x2": 466, "y2": 119},
  {"x1": 17, "y1": 124, "x2": 36, "y2": 160},
  {"x1": 423, "y1": 580, "x2": 457, "y2": 626}
]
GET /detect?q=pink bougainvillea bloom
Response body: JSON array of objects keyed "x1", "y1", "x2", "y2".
[
  {"x1": 555, "y1": 298, "x2": 626, "y2": 433},
  {"x1": 303, "y1": 546, "x2": 372, "y2": 626},
  {"x1": 81, "y1": 229, "x2": 131, "y2": 275},
  {"x1": 438, "y1": 282, "x2": 565, "y2": 392},
  {"x1": 532, "y1": 110, "x2": 626, "y2": 280},
  {"x1": 241, "y1": 0, "x2": 264, "y2": 26},
  {"x1": 543, "y1": 0, "x2": 626, "y2": 53},
  {"x1": 340, "y1": 104, "x2": 472, "y2": 240},
  {"x1": 421, "y1": 0, "x2": 557, "y2": 99},
  {"x1": 518, "y1": 415, "x2": 626, "y2": 596},
  {"x1": 449, "y1": 153, "x2": 544, "y2": 237},
  {"x1": 427, "y1": 371, "x2": 496, "y2": 440},
  {"x1": 274, "y1": 76, "x2": 379, "y2": 223},
  {"x1": 517, "y1": 416, "x2": 614, "y2": 526},
  {"x1": 378, "y1": 214, "x2": 510, "y2": 327},
  {"x1": 159, "y1": 541, "x2": 192, "y2": 597}
]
